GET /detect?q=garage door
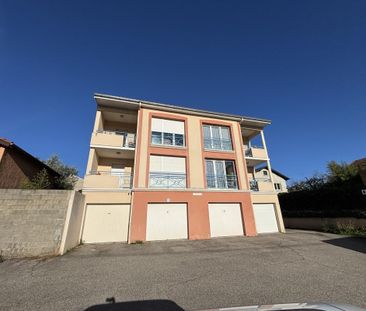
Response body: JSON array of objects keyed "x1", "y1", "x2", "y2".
[
  {"x1": 82, "y1": 204, "x2": 130, "y2": 243},
  {"x1": 253, "y1": 203, "x2": 278, "y2": 233},
  {"x1": 208, "y1": 203, "x2": 244, "y2": 237},
  {"x1": 146, "y1": 203, "x2": 188, "y2": 241}
]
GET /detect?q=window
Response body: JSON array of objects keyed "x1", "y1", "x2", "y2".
[
  {"x1": 149, "y1": 155, "x2": 186, "y2": 188},
  {"x1": 203, "y1": 124, "x2": 232, "y2": 151},
  {"x1": 205, "y1": 159, "x2": 238, "y2": 189},
  {"x1": 151, "y1": 118, "x2": 185, "y2": 147},
  {"x1": 274, "y1": 183, "x2": 282, "y2": 190},
  {"x1": 263, "y1": 170, "x2": 268, "y2": 176}
]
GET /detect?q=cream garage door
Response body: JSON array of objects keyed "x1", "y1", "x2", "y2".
[
  {"x1": 82, "y1": 204, "x2": 130, "y2": 243},
  {"x1": 208, "y1": 203, "x2": 244, "y2": 237},
  {"x1": 146, "y1": 203, "x2": 188, "y2": 241},
  {"x1": 253, "y1": 203, "x2": 279, "y2": 233}
]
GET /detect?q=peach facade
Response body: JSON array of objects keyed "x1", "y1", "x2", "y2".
[
  {"x1": 130, "y1": 190, "x2": 255, "y2": 242},
  {"x1": 82, "y1": 94, "x2": 285, "y2": 244}
]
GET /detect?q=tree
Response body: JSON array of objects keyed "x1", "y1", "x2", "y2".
[
  {"x1": 326, "y1": 161, "x2": 358, "y2": 183},
  {"x1": 43, "y1": 155, "x2": 79, "y2": 190},
  {"x1": 21, "y1": 168, "x2": 51, "y2": 189},
  {"x1": 288, "y1": 173, "x2": 327, "y2": 192},
  {"x1": 287, "y1": 160, "x2": 360, "y2": 193}
]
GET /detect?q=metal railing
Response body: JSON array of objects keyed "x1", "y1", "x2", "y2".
[
  {"x1": 206, "y1": 175, "x2": 238, "y2": 189},
  {"x1": 249, "y1": 178, "x2": 271, "y2": 191},
  {"x1": 149, "y1": 172, "x2": 186, "y2": 189},
  {"x1": 88, "y1": 170, "x2": 133, "y2": 188},
  {"x1": 95, "y1": 130, "x2": 136, "y2": 148},
  {"x1": 204, "y1": 138, "x2": 232, "y2": 151}
]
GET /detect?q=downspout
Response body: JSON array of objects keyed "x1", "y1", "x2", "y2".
[{"x1": 127, "y1": 101, "x2": 142, "y2": 243}]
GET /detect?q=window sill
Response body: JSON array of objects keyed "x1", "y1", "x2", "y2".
[
  {"x1": 207, "y1": 188, "x2": 239, "y2": 190},
  {"x1": 203, "y1": 149, "x2": 235, "y2": 153},
  {"x1": 150, "y1": 144, "x2": 187, "y2": 151}
]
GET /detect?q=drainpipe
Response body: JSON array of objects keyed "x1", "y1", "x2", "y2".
[{"x1": 127, "y1": 101, "x2": 142, "y2": 244}]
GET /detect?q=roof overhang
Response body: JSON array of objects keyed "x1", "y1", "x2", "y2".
[{"x1": 94, "y1": 93, "x2": 271, "y2": 129}]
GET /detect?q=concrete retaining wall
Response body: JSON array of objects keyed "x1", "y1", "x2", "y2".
[
  {"x1": 0, "y1": 189, "x2": 85, "y2": 259},
  {"x1": 284, "y1": 217, "x2": 366, "y2": 231}
]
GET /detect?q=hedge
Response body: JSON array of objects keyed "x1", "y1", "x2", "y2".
[{"x1": 279, "y1": 183, "x2": 366, "y2": 218}]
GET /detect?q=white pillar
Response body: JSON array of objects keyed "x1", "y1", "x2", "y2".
[{"x1": 260, "y1": 130, "x2": 275, "y2": 191}]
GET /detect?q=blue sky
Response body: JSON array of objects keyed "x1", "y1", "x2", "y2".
[{"x1": 0, "y1": 0, "x2": 365, "y2": 182}]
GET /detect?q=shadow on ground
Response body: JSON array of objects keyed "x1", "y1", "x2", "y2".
[
  {"x1": 323, "y1": 236, "x2": 366, "y2": 254},
  {"x1": 84, "y1": 298, "x2": 184, "y2": 311}
]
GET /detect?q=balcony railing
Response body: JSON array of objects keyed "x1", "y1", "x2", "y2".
[
  {"x1": 88, "y1": 170, "x2": 133, "y2": 188},
  {"x1": 206, "y1": 175, "x2": 238, "y2": 189},
  {"x1": 249, "y1": 178, "x2": 272, "y2": 192},
  {"x1": 149, "y1": 172, "x2": 186, "y2": 189},
  {"x1": 95, "y1": 130, "x2": 136, "y2": 148}
]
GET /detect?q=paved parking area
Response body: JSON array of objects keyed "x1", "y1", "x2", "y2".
[{"x1": 1, "y1": 230, "x2": 365, "y2": 311}]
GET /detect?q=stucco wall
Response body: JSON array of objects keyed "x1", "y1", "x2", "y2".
[
  {"x1": 104, "y1": 121, "x2": 136, "y2": 133},
  {"x1": 61, "y1": 191, "x2": 85, "y2": 253},
  {"x1": 0, "y1": 189, "x2": 84, "y2": 259},
  {"x1": 136, "y1": 108, "x2": 249, "y2": 190},
  {"x1": 83, "y1": 191, "x2": 132, "y2": 204}
]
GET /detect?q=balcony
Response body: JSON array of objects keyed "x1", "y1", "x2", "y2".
[
  {"x1": 244, "y1": 145, "x2": 268, "y2": 166},
  {"x1": 149, "y1": 172, "x2": 186, "y2": 189},
  {"x1": 83, "y1": 170, "x2": 133, "y2": 189},
  {"x1": 206, "y1": 175, "x2": 238, "y2": 189},
  {"x1": 249, "y1": 178, "x2": 273, "y2": 192},
  {"x1": 245, "y1": 145, "x2": 267, "y2": 158},
  {"x1": 91, "y1": 130, "x2": 136, "y2": 150}
]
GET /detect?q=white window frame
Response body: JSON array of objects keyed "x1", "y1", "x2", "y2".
[
  {"x1": 205, "y1": 159, "x2": 238, "y2": 189},
  {"x1": 274, "y1": 183, "x2": 282, "y2": 190},
  {"x1": 151, "y1": 118, "x2": 185, "y2": 147},
  {"x1": 203, "y1": 124, "x2": 233, "y2": 151}
]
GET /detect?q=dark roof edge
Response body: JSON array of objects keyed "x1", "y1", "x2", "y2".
[
  {"x1": 1, "y1": 139, "x2": 60, "y2": 177},
  {"x1": 259, "y1": 165, "x2": 290, "y2": 180},
  {"x1": 94, "y1": 93, "x2": 271, "y2": 125}
]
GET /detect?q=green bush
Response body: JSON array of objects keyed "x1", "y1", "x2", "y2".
[
  {"x1": 322, "y1": 223, "x2": 366, "y2": 236},
  {"x1": 279, "y1": 175, "x2": 366, "y2": 218},
  {"x1": 21, "y1": 169, "x2": 51, "y2": 189}
]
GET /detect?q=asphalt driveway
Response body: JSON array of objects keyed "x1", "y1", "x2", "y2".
[{"x1": 1, "y1": 230, "x2": 365, "y2": 311}]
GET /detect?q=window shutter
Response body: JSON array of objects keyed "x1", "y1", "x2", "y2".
[
  {"x1": 162, "y1": 156, "x2": 186, "y2": 173},
  {"x1": 151, "y1": 118, "x2": 163, "y2": 132},
  {"x1": 150, "y1": 155, "x2": 185, "y2": 173},
  {"x1": 152, "y1": 118, "x2": 184, "y2": 135},
  {"x1": 162, "y1": 119, "x2": 184, "y2": 135},
  {"x1": 149, "y1": 155, "x2": 163, "y2": 172}
]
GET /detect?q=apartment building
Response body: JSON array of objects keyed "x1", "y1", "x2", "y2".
[{"x1": 82, "y1": 93, "x2": 285, "y2": 244}]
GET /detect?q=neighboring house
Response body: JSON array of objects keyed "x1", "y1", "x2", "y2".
[
  {"x1": 0, "y1": 138, "x2": 59, "y2": 189},
  {"x1": 82, "y1": 93, "x2": 286, "y2": 244},
  {"x1": 255, "y1": 166, "x2": 289, "y2": 193}
]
